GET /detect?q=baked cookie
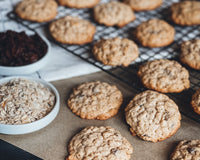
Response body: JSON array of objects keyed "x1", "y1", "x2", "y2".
[
  {"x1": 123, "y1": 0, "x2": 163, "y2": 11},
  {"x1": 125, "y1": 90, "x2": 181, "y2": 142},
  {"x1": 171, "y1": 140, "x2": 200, "y2": 159},
  {"x1": 94, "y1": 1, "x2": 135, "y2": 27},
  {"x1": 191, "y1": 89, "x2": 200, "y2": 115},
  {"x1": 170, "y1": 1, "x2": 200, "y2": 26},
  {"x1": 49, "y1": 16, "x2": 96, "y2": 44},
  {"x1": 67, "y1": 126, "x2": 133, "y2": 160},
  {"x1": 58, "y1": 0, "x2": 100, "y2": 8},
  {"x1": 15, "y1": 0, "x2": 57, "y2": 22},
  {"x1": 67, "y1": 81, "x2": 123, "y2": 120},
  {"x1": 180, "y1": 39, "x2": 200, "y2": 70},
  {"x1": 92, "y1": 38, "x2": 139, "y2": 67},
  {"x1": 134, "y1": 19, "x2": 175, "y2": 47},
  {"x1": 137, "y1": 59, "x2": 190, "y2": 93}
]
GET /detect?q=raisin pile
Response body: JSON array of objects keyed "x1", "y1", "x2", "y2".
[{"x1": 0, "y1": 30, "x2": 47, "y2": 66}]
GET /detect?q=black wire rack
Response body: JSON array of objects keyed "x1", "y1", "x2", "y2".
[{"x1": 7, "y1": 0, "x2": 200, "y2": 123}]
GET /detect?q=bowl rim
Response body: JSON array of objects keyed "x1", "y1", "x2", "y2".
[
  {"x1": 0, "y1": 76, "x2": 60, "y2": 129},
  {"x1": 0, "y1": 33, "x2": 51, "y2": 70}
]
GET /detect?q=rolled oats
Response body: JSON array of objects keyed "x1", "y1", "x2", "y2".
[{"x1": 0, "y1": 79, "x2": 55, "y2": 125}]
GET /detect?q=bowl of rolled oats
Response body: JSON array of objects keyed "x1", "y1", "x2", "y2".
[{"x1": 0, "y1": 77, "x2": 60, "y2": 135}]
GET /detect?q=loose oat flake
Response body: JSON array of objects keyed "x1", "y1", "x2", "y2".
[{"x1": 0, "y1": 78, "x2": 55, "y2": 125}]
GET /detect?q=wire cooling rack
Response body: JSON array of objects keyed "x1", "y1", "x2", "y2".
[{"x1": 7, "y1": 0, "x2": 200, "y2": 123}]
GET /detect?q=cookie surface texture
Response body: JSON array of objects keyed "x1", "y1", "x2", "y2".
[
  {"x1": 94, "y1": 1, "x2": 135, "y2": 27},
  {"x1": 67, "y1": 81, "x2": 123, "y2": 120},
  {"x1": 137, "y1": 59, "x2": 190, "y2": 93},
  {"x1": 171, "y1": 140, "x2": 200, "y2": 160},
  {"x1": 58, "y1": 0, "x2": 100, "y2": 8},
  {"x1": 49, "y1": 16, "x2": 96, "y2": 44},
  {"x1": 93, "y1": 37, "x2": 139, "y2": 67},
  {"x1": 170, "y1": 1, "x2": 200, "y2": 26},
  {"x1": 67, "y1": 126, "x2": 133, "y2": 160},
  {"x1": 134, "y1": 19, "x2": 175, "y2": 47},
  {"x1": 180, "y1": 39, "x2": 200, "y2": 70},
  {"x1": 123, "y1": 0, "x2": 163, "y2": 11},
  {"x1": 191, "y1": 89, "x2": 200, "y2": 115},
  {"x1": 125, "y1": 90, "x2": 181, "y2": 142},
  {"x1": 15, "y1": 0, "x2": 57, "y2": 22}
]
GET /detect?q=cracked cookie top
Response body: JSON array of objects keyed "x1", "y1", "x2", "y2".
[
  {"x1": 191, "y1": 89, "x2": 200, "y2": 115},
  {"x1": 49, "y1": 16, "x2": 96, "y2": 44},
  {"x1": 67, "y1": 81, "x2": 123, "y2": 120},
  {"x1": 180, "y1": 39, "x2": 200, "y2": 70},
  {"x1": 123, "y1": 0, "x2": 163, "y2": 11},
  {"x1": 170, "y1": 1, "x2": 200, "y2": 26},
  {"x1": 171, "y1": 140, "x2": 200, "y2": 160},
  {"x1": 58, "y1": 0, "x2": 100, "y2": 8},
  {"x1": 137, "y1": 59, "x2": 190, "y2": 93},
  {"x1": 125, "y1": 90, "x2": 181, "y2": 142},
  {"x1": 93, "y1": 37, "x2": 139, "y2": 67},
  {"x1": 67, "y1": 126, "x2": 133, "y2": 160},
  {"x1": 94, "y1": 1, "x2": 135, "y2": 27},
  {"x1": 134, "y1": 19, "x2": 175, "y2": 48},
  {"x1": 15, "y1": 0, "x2": 57, "y2": 22}
]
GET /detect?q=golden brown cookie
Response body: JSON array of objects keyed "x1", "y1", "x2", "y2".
[
  {"x1": 137, "y1": 59, "x2": 190, "y2": 93},
  {"x1": 123, "y1": 0, "x2": 163, "y2": 11},
  {"x1": 67, "y1": 126, "x2": 133, "y2": 160},
  {"x1": 125, "y1": 90, "x2": 181, "y2": 142},
  {"x1": 49, "y1": 16, "x2": 96, "y2": 44},
  {"x1": 134, "y1": 19, "x2": 175, "y2": 48},
  {"x1": 58, "y1": 0, "x2": 100, "y2": 8},
  {"x1": 170, "y1": 140, "x2": 200, "y2": 160},
  {"x1": 191, "y1": 89, "x2": 200, "y2": 115},
  {"x1": 94, "y1": 1, "x2": 135, "y2": 27},
  {"x1": 92, "y1": 37, "x2": 139, "y2": 67},
  {"x1": 15, "y1": 0, "x2": 58, "y2": 22},
  {"x1": 170, "y1": 1, "x2": 200, "y2": 26},
  {"x1": 180, "y1": 39, "x2": 200, "y2": 70},
  {"x1": 67, "y1": 81, "x2": 123, "y2": 120}
]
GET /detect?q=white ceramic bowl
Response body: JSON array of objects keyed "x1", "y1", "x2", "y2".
[
  {"x1": 0, "y1": 35, "x2": 51, "y2": 75},
  {"x1": 0, "y1": 76, "x2": 60, "y2": 135}
]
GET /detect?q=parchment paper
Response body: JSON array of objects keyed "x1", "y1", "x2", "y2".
[{"x1": 0, "y1": 71, "x2": 200, "y2": 160}]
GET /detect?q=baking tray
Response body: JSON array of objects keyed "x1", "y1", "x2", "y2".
[{"x1": 7, "y1": 0, "x2": 200, "y2": 123}]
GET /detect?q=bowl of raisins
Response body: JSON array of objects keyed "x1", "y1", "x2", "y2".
[{"x1": 0, "y1": 30, "x2": 51, "y2": 75}]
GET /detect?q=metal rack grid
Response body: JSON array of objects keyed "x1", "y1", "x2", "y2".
[{"x1": 7, "y1": 0, "x2": 200, "y2": 123}]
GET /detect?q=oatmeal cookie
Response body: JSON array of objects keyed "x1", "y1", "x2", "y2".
[
  {"x1": 67, "y1": 126, "x2": 133, "y2": 160},
  {"x1": 123, "y1": 0, "x2": 163, "y2": 11},
  {"x1": 94, "y1": 1, "x2": 135, "y2": 27},
  {"x1": 49, "y1": 16, "x2": 96, "y2": 44},
  {"x1": 58, "y1": 0, "x2": 99, "y2": 8},
  {"x1": 134, "y1": 19, "x2": 175, "y2": 48},
  {"x1": 137, "y1": 59, "x2": 190, "y2": 93},
  {"x1": 180, "y1": 39, "x2": 200, "y2": 70},
  {"x1": 171, "y1": 140, "x2": 200, "y2": 160},
  {"x1": 191, "y1": 89, "x2": 200, "y2": 115},
  {"x1": 67, "y1": 81, "x2": 123, "y2": 120},
  {"x1": 92, "y1": 37, "x2": 139, "y2": 67},
  {"x1": 125, "y1": 90, "x2": 181, "y2": 142},
  {"x1": 15, "y1": 0, "x2": 57, "y2": 22},
  {"x1": 170, "y1": 1, "x2": 200, "y2": 26}
]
